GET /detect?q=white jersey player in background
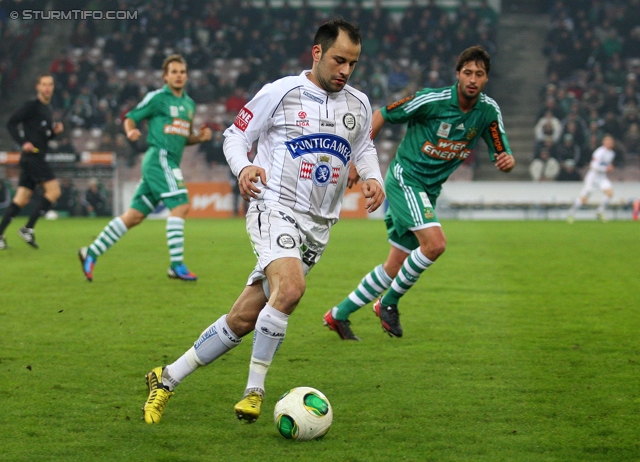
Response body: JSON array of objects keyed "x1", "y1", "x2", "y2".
[
  {"x1": 142, "y1": 19, "x2": 385, "y2": 425},
  {"x1": 567, "y1": 134, "x2": 616, "y2": 223}
]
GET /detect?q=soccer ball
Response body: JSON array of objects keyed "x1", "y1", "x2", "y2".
[
  {"x1": 273, "y1": 387, "x2": 333, "y2": 441},
  {"x1": 44, "y1": 210, "x2": 59, "y2": 220}
]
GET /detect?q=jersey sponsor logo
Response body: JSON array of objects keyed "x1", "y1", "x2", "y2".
[
  {"x1": 221, "y1": 326, "x2": 241, "y2": 344},
  {"x1": 260, "y1": 326, "x2": 286, "y2": 338},
  {"x1": 437, "y1": 122, "x2": 452, "y2": 138},
  {"x1": 300, "y1": 161, "x2": 313, "y2": 179},
  {"x1": 277, "y1": 233, "x2": 296, "y2": 249},
  {"x1": 234, "y1": 107, "x2": 253, "y2": 131},
  {"x1": 163, "y1": 118, "x2": 191, "y2": 137},
  {"x1": 303, "y1": 90, "x2": 324, "y2": 104},
  {"x1": 312, "y1": 161, "x2": 333, "y2": 187},
  {"x1": 296, "y1": 112, "x2": 310, "y2": 127},
  {"x1": 488, "y1": 121, "x2": 505, "y2": 153},
  {"x1": 419, "y1": 192, "x2": 432, "y2": 208},
  {"x1": 343, "y1": 113, "x2": 356, "y2": 131},
  {"x1": 386, "y1": 94, "x2": 415, "y2": 112},
  {"x1": 194, "y1": 325, "x2": 217, "y2": 349},
  {"x1": 421, "y1": 139, "x2": 471, "y2": 161},
  {"x1": 320, "y1": 118, "x2": 335, "y2": 129},
  {"x1": 285, "y1": 133, "x2": 351, "y2": 166}
]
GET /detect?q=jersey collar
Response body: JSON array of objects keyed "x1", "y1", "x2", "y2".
[
  {"x1": 452, "y1": 83, "x2": 482, "y2": 111},
  {"x1": 162, "y1": 84, "x2": 188, "y2": 98}
]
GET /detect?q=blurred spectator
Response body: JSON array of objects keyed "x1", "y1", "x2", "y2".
[
  {"x1": 81, "y1": 179, "x2": 110, "y2": 217},
  {"x1": 51, "y1": 134, "x2": 77, "y2": 154},
  {"x1": 557, "y1": 159, "x2": 582, "y2": 181},
  {"x1": 535, "y1": 110, "x2": 563, "y2": 146},
  {"x1": 199, "y1": 130, "x2": 226, "y2": 166},
  {"x1": 114, "y1": 133, "x2": 137, "y2": 167},
  {"x1": 623, "y1": 122, "x2": 640, "y2": 156},
  {"x1": 0, "y1": 179, "x2": 14, "y2": 212},
  {"x1": 556, "y1": 133, "x2": 582, "y2": 165},
  {"x1": 55, "y1": 178, "x2": 78, "y2": 217},
  {"x1": 530, "y1": 145, "x2": 560, "y2": 181},
  {"x1": 225, "y1": 87, "x2": 248, "y2": 114}
]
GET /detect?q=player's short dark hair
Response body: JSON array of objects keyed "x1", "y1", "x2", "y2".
[
  {"x1": 456, "y1": 46, "x2": 491, "y2": 75},
  {"x1": 36, "y1": 74, "x2": 53, "y2": 84},
  {"x1": 162, "y1": 54, "x2": 187, "y2": 75},
  {"x1": 314, "y1": 18, "x2": 361, "y2": 52}
]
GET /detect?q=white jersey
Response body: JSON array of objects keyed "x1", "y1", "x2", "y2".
[
  {"x1": 223, "y1": 71, "x2": 383, "y2": 222},
  {"x1": 588, "y1": 146, "x2": 615, "y2": 175},
  {"x1": 580, "y1": 145, "x2": 615, "y2": 196}
]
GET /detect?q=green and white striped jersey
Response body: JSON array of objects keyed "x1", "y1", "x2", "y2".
[{"x1": 381, "y1": 83, "x2": 512, "y2": 196}]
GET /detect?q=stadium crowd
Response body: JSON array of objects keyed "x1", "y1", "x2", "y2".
[
  {"x1": 0, "y1": 0, "x2": 42, "y2": 99},
  {"x1": 531, "y1": 0, "x2": 640, "y2": 181},
  {"x1": 9, "y1": 0, "x2": 500, "y2": 170}
]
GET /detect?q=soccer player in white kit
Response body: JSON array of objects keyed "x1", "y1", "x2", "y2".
[
  {"x1": 142, "y1": 19, "x2": 385, "y2": 425},
  {"x1": 567, "y1": 134, "x2": 616, "y2": 223}
]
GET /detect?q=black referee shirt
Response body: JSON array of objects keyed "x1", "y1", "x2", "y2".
[{"x1": 6, "y1": 99, "x2": 55, "y2": 157}]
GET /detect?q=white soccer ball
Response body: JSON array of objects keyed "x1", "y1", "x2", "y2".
[
  {"x1": 273, "y1": 386, "x2": 333, "y2": 441},
  {"x1": 44, "y1": 210, "x2": 59, "y2": 220}
]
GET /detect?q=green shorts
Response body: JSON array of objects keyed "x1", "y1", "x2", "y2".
[
  {"x1": 384, "y1": 161, "x2": 440, "y2": 252},
  {"x1": 130, "y1": 146, "x2": 189, "y2": 215}
]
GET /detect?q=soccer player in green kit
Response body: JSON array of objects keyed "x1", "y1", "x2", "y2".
[
  {"x1": 324, "y1": 46, "x2": 515, "y2": 340},
  {"x1": 79, "y1": 55, "x2": 212, "y2": 281}
]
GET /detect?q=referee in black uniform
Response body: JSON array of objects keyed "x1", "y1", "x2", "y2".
[{"x1": 0, "y1": 74, "x2": 63, "y2": 249}]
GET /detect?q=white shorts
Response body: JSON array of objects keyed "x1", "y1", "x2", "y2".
[
  {"x1": 580, "y1": 170, "x2": 612, "y2": 197},
  {"x1": 245, "y1": 200, "x2": 332, "y2": 286}
]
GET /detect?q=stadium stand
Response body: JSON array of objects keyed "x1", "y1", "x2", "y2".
[
  {"x1": 0, "y1": 0, "x2": 42, "y2": 99},
  {"x1": 1, "y1": 0, "x2": 503, "y2": 185},
  {"x1": 536, "y1": 0, "x2": 640, "y2": 182}
]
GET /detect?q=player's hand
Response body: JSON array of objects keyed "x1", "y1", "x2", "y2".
[
  {"x1": 53, "y1": 122, "x2": 64, "y2": 135},
  {"x1": 238, "y1": 165, "x2": 267, "y2": 201},
  {"x1": 495, "y1": 152, "x2": 515, "y2": 172},
  {"x1": 347, "y1": 162, "x2": 360, "y2": 188},
  {"x1": 361, "y1": 179, "x2": 385, "y2": 213},
  {"x1": 126, "y1": 128, "x2": 142, "y2": 142},
  {"x1": 22, "y1": 142, "x2": 36, "y2": 153},
  {"x1": 198, "y1": 125, "x2": 212, "y2": 142}
]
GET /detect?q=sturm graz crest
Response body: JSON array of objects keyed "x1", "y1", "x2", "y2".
[
  {"x1": 277, "y1": 233, "x2": 296, "y2": 249},
  {"x1": 312, "y1": 161, "x2": 332, "y2": 187},
  {"x1": 343, "y1": 113, "x2": 356, "y2": 131}
]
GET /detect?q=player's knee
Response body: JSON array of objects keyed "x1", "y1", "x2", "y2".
[
  {"x1": 277, "y1": 280, "x2": 306, "y2": 310},
  {"x1": 421, "y1": 240, "x2": 446, "y2": 261}
]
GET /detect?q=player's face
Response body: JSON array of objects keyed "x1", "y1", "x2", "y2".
[
  {"x1": 456, "y1": 60, "x2": 488, "y2": 101},
  {"x1": 164, "y1": 62, "x2": 187, "y2": 91},
  {"x1": 312, "y1": 31, "x2": 360, "y2": 93},
  {"x1": 36, "y1": 76, "x2": 55, "y2": 102},
  {"x1": 603, "y1": 135, "x2": 615, "y2": 149}
]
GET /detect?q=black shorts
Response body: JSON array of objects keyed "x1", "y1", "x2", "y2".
[{"x1": 18, "y1": 155, "x2": 56, "y2": 190}]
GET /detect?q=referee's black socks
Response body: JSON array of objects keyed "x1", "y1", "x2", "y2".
[
  {"x1": 26, "y1": 196, "x2": 52, "y2": 229},
  {"x1": 0, "y1": 202, "x2": 21, "y2": 235}
]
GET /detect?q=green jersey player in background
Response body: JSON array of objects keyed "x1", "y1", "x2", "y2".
[
  {"x1": 79, "y1": 55, "x2": 211, "y2": 282},
  {"x1": 324, "y1": 45, "x2": 515, "y2": 340}
]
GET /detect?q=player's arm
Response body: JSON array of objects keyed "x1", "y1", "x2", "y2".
[
  {"x1": 124, "y1": 118, "x2": 141, "y2": 142},
  {"x1": 186, "y1": 124, "x2": 212, "y2": 145},
  {"x1": 347, "y1": 108, "x2": 387, "y2": 188},
  {"x1": 124, "y1": 91, "x2": 160, "y2": 142},
  {"x1": 483, "y1": 111, "x2": 515, "y2": 173},
  {"x1": 6, "y1": 101, "x2": 35, "y2": 152},
  {"x1": 223, "y1": 82, "x2": 279, "y2": 200}
]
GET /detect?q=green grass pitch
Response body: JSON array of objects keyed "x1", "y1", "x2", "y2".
[{"x1": 1, "y1": 218, "x2": 639, "y2": 461}]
